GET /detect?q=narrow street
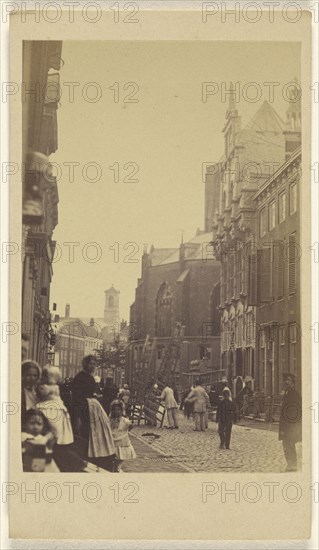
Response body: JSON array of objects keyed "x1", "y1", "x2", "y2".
[{"x1": 122, "y1": 412, "x2": 302, "y2": 473}]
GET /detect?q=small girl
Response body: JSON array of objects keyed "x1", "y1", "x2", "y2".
[
  {"x1": 216, "y1": 387, "x2": 236, "y2": 450},
  {"x1": 22, "y1": 409, "x2": 59, "y2": 472},
  {"x1": 110, "y1": 399, "x2": 136, "y2": 472}
]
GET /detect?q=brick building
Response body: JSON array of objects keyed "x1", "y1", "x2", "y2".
[
  {"x1": 210, "y1": 82, "x2": 301, "y2": 397},
  {"x1": 252, "y1": 146, "x2": 301, "y2": 397},
  {"x1": 127, "y1": 231, "x2": 221, "y2": 391}
]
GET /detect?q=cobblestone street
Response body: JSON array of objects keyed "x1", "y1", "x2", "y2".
[{"x1": 122, "y1": 411, "x2": 302, "y2": 473}]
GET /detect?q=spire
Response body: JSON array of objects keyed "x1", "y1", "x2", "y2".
[
  {"x1": 283, "y1": 77, "x2": 301, "y2": 159},
  {"x1": 286, "y1": 77, "x2": 301, "y2": 131},
  {"x1": 226, "y1": 82, "x2": 237, "y2": 119}
]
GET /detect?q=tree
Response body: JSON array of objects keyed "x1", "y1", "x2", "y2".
[{"x1": 94, "y1": 338, "x2": 127, "y2": 376}]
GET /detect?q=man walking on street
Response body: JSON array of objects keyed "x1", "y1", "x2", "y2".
[
  {"x1": 279, "y1": 373, "x2": 302, "y2": 472},
  {"x1": 216, "y1": 387, "x2": 236, "y2": 449},
  {"x1": 186, "y1": 379, "x2": 210, "y2": 431}
]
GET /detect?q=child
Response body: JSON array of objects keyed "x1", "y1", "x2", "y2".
[
  {"x1": 36, "y1": 365, "x2": 74, "y2": 446},
  {"x1": 22, "y1": 409, "x2": 59, "y2": 472},
  {"x1": 110, "y1": 399, "x2": 136, "y2": 472},
  {"x1": 216, "y1": 387, "x2": 236, "y2": 450}
]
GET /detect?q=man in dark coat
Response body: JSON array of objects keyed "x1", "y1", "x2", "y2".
[
  {"x1": 279, "y1": 373, "x2": 302, "y2": 472},
  {"x1": 216, "y1": 387, "x2": 236, "y2": 449},
  {"x1": 72, "y1": 355, "x2": 98, "y2": 441}
]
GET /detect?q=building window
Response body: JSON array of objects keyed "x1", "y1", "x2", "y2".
[
  {"x1": 259, "y1": 208, "x2": 267, "y2": 237},
  {"x1": 279, "y1": 325, "x2": 286, "y2": 382},
  {"x1": 288, "y1": 323, "x2": 297, "y2": 375},
  {"x1": 260, "y1": 330, "x2": 266, "y2": 348},
  {"x1": 288, "y1": 233, "x2": 297, "y2": 294},
  {"x1": 289, "y1": 182, "x2": 297, "y2": 214},
  {"x1": 269, "y1": 200, "x2": 276, "y2": 230},
  {"x1": 279, "y1": 192, "x2": 286, "y2": 223}
]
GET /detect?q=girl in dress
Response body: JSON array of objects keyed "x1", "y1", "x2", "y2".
[
  {"x1": 110, "y1": 399, "x2": 136, "y2": 472},
  {"x1": 22, "y1": 409, "x2": 59, "y2": 472}
]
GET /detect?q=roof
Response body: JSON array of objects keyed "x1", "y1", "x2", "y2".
[
  {"x1": 218, "y1": 100, "x2": 286, "y2": 168},
  {"x1": 150, "y1": 231, "x2": 214, "y2": 266},
  {"x1": 244, "y1": 100, "x2": 285, "y2": 134}
]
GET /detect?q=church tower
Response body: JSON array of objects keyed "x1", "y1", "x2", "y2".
[
  {"x1": 104, "y1": 285, "x2": 120, "y2": 328},
  {"x1": 283, "y1": 78, "x2": 301, "y2": 160}
]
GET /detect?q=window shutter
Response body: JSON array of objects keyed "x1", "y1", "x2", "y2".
[
  {"x1": 247, "y1": 253, "x2": 258, "y2": 305},
  {"x1": 258, "y1": 247, "x2": 272, "y2": 302},
  {"x1": 288, "y1": 233, "x2": 296, "y2": 294},
  {"x1": 273, "y1": 241, "x2": 284, "y2": 299}
]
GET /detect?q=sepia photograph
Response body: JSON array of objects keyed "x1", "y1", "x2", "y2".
[
  {"x1": 20, "y1": 38, "x2": 303, "y2": 475},
  {"x1": 5, "y1": 4, "x2": 315, "y2": 543}
]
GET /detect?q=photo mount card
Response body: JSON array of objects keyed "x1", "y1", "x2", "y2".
[{"x1": 5, "y1": 4, "x2": 314, "y2": 543}]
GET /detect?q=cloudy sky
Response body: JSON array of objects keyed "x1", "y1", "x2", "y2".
[{"x1": 49, "y1": 40, "x2": 300, "y2": 321}]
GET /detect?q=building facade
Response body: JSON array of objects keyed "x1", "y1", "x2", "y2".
[
  {"x1": 210, "y1": 82, "x2": 301, "y2": 397},
  {"x1": 252, "y1": 147, "x2": 301, "y2": 397},
  {"x1": 22, "y1": 41, "x2": 63, "y2": 366},
  {"x1": 127, "y1": 232, "x2": 221, "y2": 391}
]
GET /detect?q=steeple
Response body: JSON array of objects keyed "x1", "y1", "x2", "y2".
[
  {"x1": 223, "y1": 82, "x2": 241, "y2": 161},
  {"x1": 104, "y1": 286, "x2": 120, "y2": 327},
  {"x1": 225, "y1": 82, "x2": 238, "y2": 119},
  {"x1": 284, "y1": 77, "x2": 301, "y2": 160}
]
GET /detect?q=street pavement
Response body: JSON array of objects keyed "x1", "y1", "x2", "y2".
[{"x1": 123, "y1": 411, "x2": 302, "y2": 473}]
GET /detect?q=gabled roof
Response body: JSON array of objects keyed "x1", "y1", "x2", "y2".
[{"x1": 245, "y1": 100, "x2": 285, "y2": 134}]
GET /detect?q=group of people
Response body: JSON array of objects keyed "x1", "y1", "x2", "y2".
[
  {"x1": 149, "y1": 375, "x2": 302, "y2": 470},
  {"x1": 155, "y1": 380, "x2": 236, "y2": 448},
  {"x1": 21, "y1": 354, "x2": 136, "y2": 473}
]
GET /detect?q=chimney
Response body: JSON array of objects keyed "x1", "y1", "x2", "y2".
[{"x1": 65, "y1": 304, "x2": 70, "y2": 318}]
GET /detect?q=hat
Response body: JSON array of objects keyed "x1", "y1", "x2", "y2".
[{"x1": 282, "y1": 372, "x2": 296, "y2": 383}]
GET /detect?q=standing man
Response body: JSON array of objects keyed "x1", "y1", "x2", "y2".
[
  {"x1": 72, "y1": 355, "x2": 98, "y2": 440},
  {"x1": 186, "y1": 379, "x2": 210, "y2": 431},
  {"x1": 279, "y1": 373, "x2": 302, "y2": 472},
  {"x1": 216, "y1": 387, "x2": 236, "y2": 449},
  {"x1": 158, "y1": 382, "x2": 179, "y2": 429}
]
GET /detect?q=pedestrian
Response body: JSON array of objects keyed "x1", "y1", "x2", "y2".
[
  {"x1": 216, "y1": 387, "x2": 236, "y2": 449},
  {"x1": 71, "y1": 355, "x2": 99, "y2": 441},
  {"x1": 279, "y1": 373, "x2": 301, "y2": 472},
  {"x1": 110, "y1": 399, "x2": 136, "y2": 472},
  {"x1": 72, "y1": 356, "x2": 116, "y2": 472},
  {"x1": 157, "y1": 382, "x2": 179, "y2": 429},
  {"x1": 180, "y1": 387, "x2": 193, "y2": 419},
  {"x1": 21, "y1": 360, "x2": 41, "y2": 422},
  {"x1": 185, "y1": 379, "x2": 210, "y2": 432}
]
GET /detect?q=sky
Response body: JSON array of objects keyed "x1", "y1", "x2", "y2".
[{"x1": 49, "y1": 40, "x2": 300, "y2": 321}]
